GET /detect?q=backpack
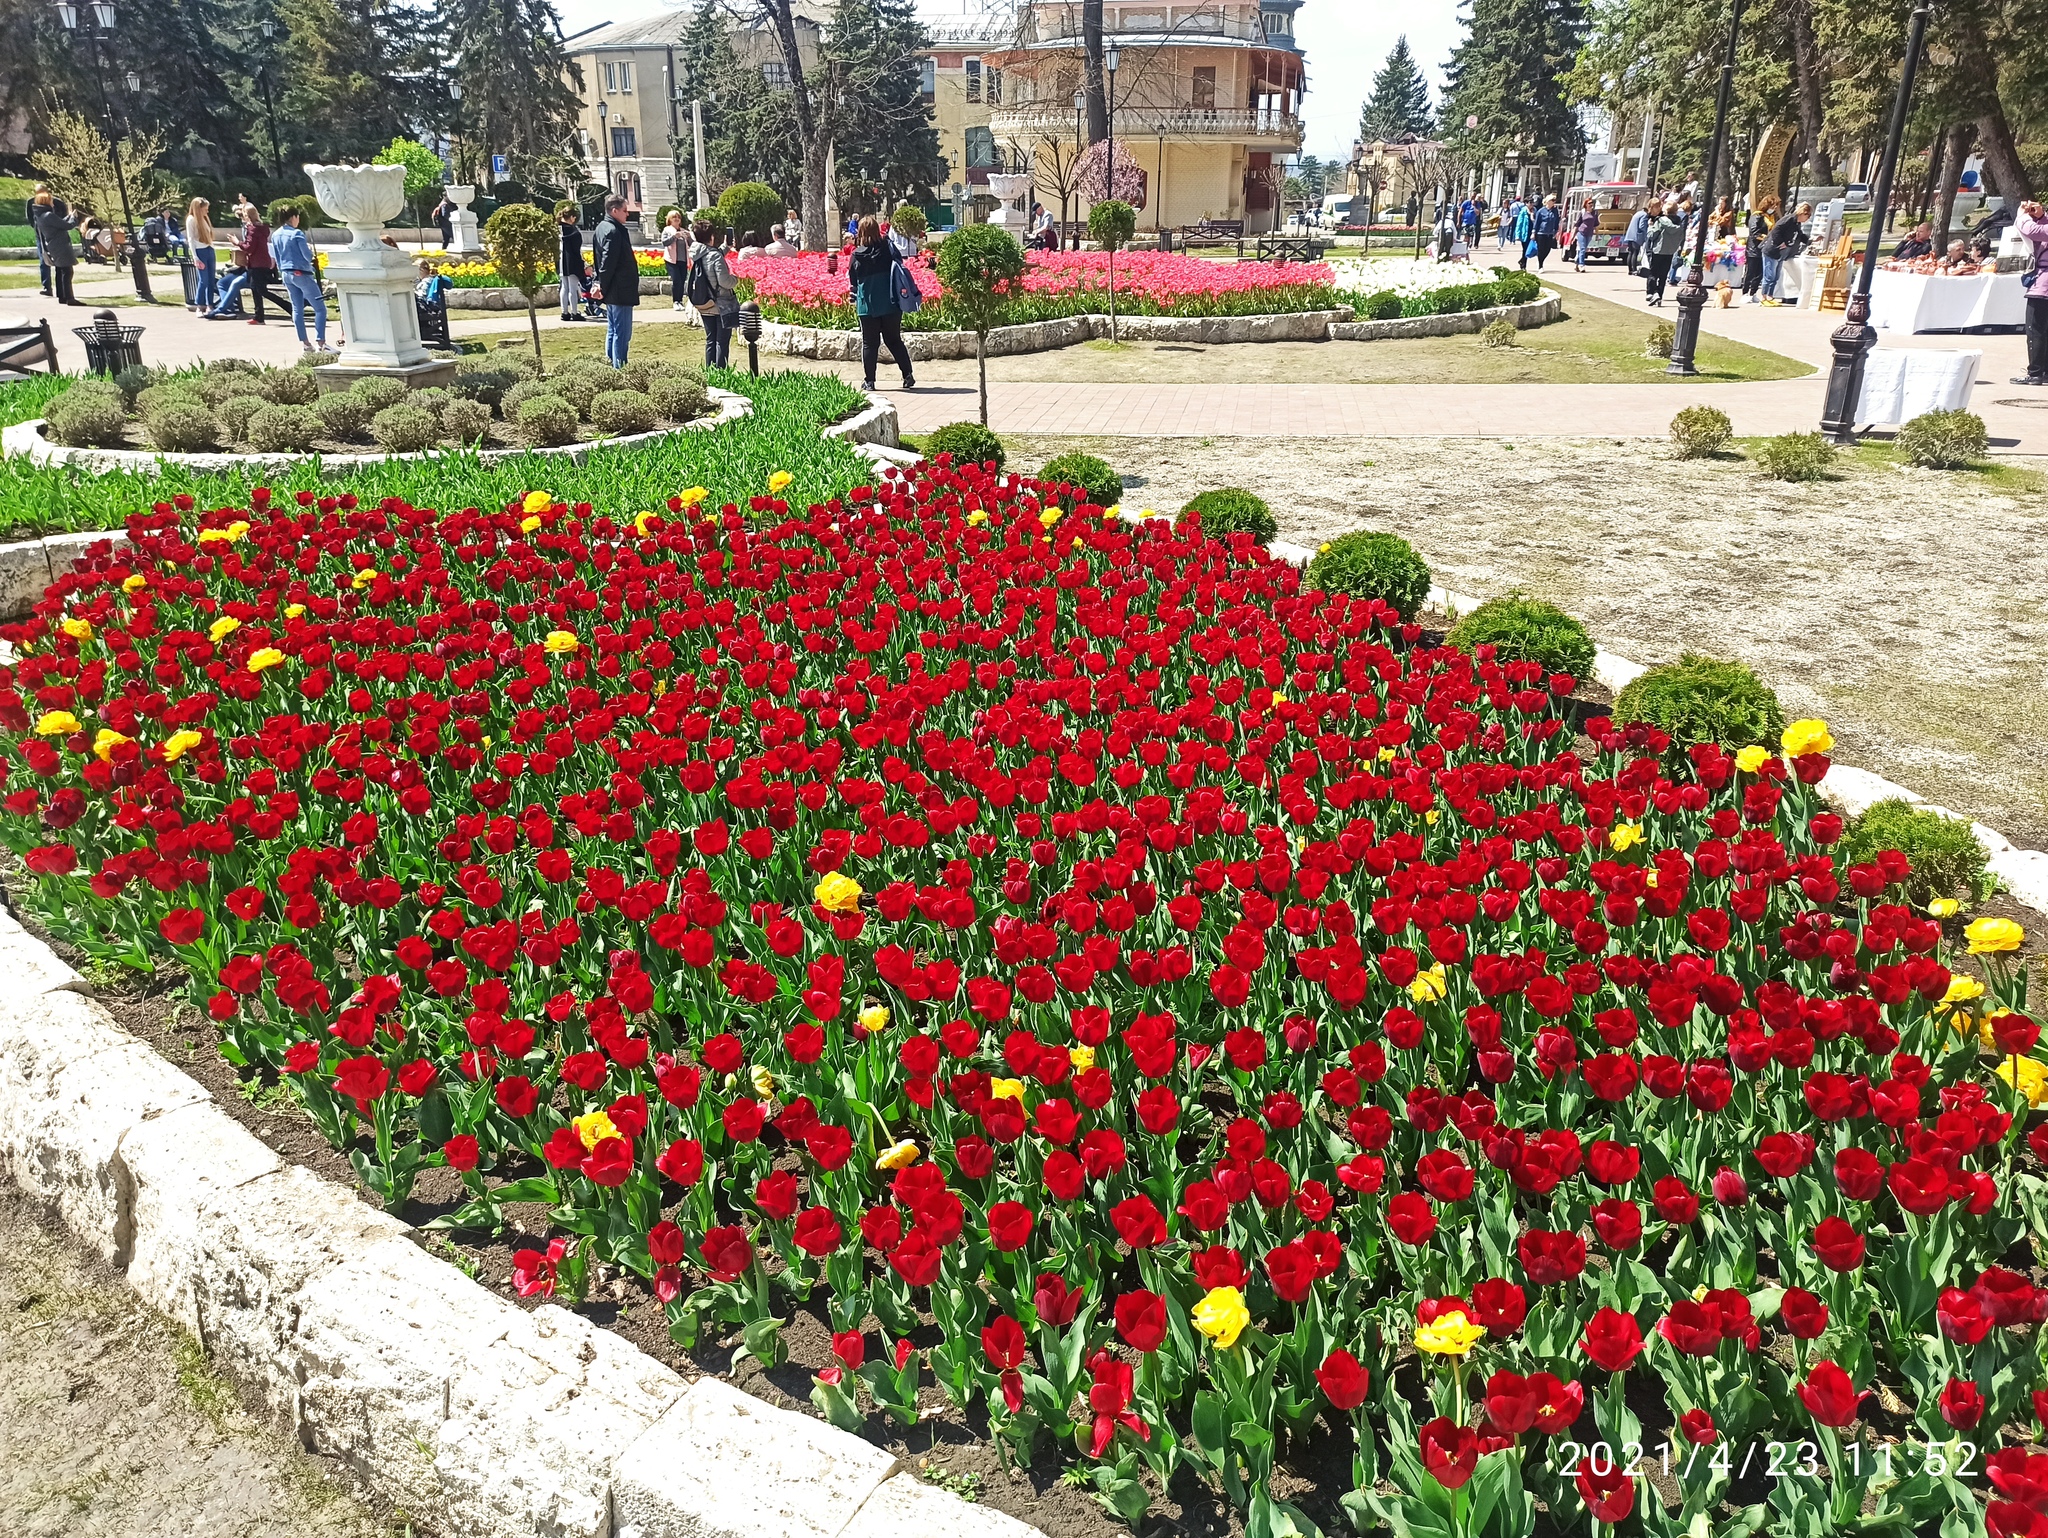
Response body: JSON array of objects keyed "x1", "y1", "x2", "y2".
[
  {"x1": 686, "y1": 249, "x2": 718, "y2": 314},
  {"x1": 892, "y1": 259, "x2": 922, "y2": 314}
]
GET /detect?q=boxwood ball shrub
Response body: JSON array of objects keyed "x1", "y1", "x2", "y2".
[
  {"x1": 648, "y1": 373, "x2": 711, "y2": 422},
  {"x1": 716, "y1": 181, "x2": 786, "y2": 247},
  {"x1": 1361, "y1": 292, "x2": 1402, "y2": 321},
  {"x1": 1755, "y1": 431, "x2": 1835, "y2": 482},
  {"x1": 1897, "y1": 408, "x2": 1988, "y2": 470},
  {"x1": 1304, "y1": 530, "x2": 1432, "y2": 620},
  {"x1": 369, "y1": 404, "x2": 442, "y2": 455},
  {"x1": 1612, "y1": 653, "x2": 1784, "y2": 752},
  {"x1": 1479, "y1": 318, "x2": 1518, "y2": 349},
  {"x1": 590, "y1": 390, "x2": 658, "y2": 438},
  {"x1": 1447, "y1": 592, "x2": 1598, "y2": 679},
  {"x1": 455, "y1": 363, "x2": 520, "y2": 412},
  {"x1": 1838, "y1": 798, "x2": 1992, "y2": 908},
  {"x1": 349, "y1": 375, "x2": 408, "y2": 414},
  {"x1": 1038, "y1": 451, "x2": 1122, "y2": 508},
  {"x1": 213, "y1": 393, "x2": 267, "y2": 446},
  {"x1": 1669, "y1": 404, "x2": 1734, "y2": 459},
  {"x1": 439, "y1": 396, "x2": 492, "y2": 444},
  {"x1": 514, "y1": 393, "x2": 579, "y2": 447},
  {"x1": 925, "y1": 422, "x2": 1005, "y2": 470},
  {"x1": 141, "y1": 403, "x2": 220, "y2": 454},
  {"x1": 43, "y1": 385, "x2": 127, "y2": 448},
  {"x1": 312, "y1": 392, "x2": 374, "y2": 443},
  {"x1": 500, "y1": 378, "x2": 556, "y2": 422},
  {"x1": 245, "y1": 403, "x2": 322, "y2": 454},
  {"x1": 1181, "y1": 488, "x2": 1276, "y2": 543},
  {"x1": 6, "y1": 456, "x2": 2031, "y2": 1534},
  {"x1": 264, "y1": 368, "x2": 321, "y2": 407},
  {"x1": 1494, "y1": 270, "x2": 1541, "y2": 304}
]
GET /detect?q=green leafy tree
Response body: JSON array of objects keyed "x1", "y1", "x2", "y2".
[
  {"x1": 1087, "y1": 198, "x2": 1135, "y2": 342},
  {"x1": 443, "y1": 0, "x2": 583, "y2": 188},
  {"x1": 935, "y1": 224, "x2": 1025, "y2": 426},
  {"x1": 1442, "y1": 0, "x2": 1586, "y2": 173},
  {"x1": 374, "y1": 136, "x2": 446, "y2": 237},
  {"x1": 482, "y1": 200, "x2": 558, "y2": 370},
  {"x1": 822, "y1": 0, "x2": 942, "y2": 213},
  {"x1": 1359, "y1": 36, "x2": 1433, "y2": 143},
  {"x1": 716, "y1": 181, "x2": 786, "y2": 246}
]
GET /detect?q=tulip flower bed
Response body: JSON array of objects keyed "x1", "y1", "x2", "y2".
[
  {"x1": 735, "y1": 249, "x2": 1341, "y2": 333},
  {"x1": 4, "y1": 460, "x2": 2047, "y2": 1538}
]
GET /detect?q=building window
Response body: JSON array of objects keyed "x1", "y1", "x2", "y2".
[
  {"x1": 965, "y1": 58, "x2": 980, "y2": 103},
  {"x1": 602, "y1": 62, "x2": 615, "y2": 93},
  {"x1": 987, "y1": 68, "x2": 1001, "y2": 105},
  {"x1": 965, "y1": 125, "x2": 995, "y2": 168},
  {"x1": 618, "y1": 60, "x2": 632, "y2": 92},
  {"x1": 616, "y1": 171, "x2": 641, "y2": 205},
  {"x1": 1192, "y1": 66, "x2": 1215, "y2": 110},
  {"x1": 920, "y1": 57, "x2": 935, "y2": 99},
  {"x1": 762, "y1": 60, "x2": 790, "y2": 89},
  {"x1": 611, "y1": 125, "x2": 637, "y2": 157}
]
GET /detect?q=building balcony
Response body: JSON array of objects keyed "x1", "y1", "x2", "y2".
[{"x1": 990, "y1": 102, "x2": 1303, "y2": 151}]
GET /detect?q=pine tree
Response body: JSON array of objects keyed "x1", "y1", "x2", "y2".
[
  {"x1": 1440, "y1": 0, "x2": 1586, "y2": 169},
  {"x1": 441, "y1": 0, "x2": 584, "y2": 187},
  {"x1": 275, "y1": 0, "x2": 438, "y2": 170},
  {"x1": 822, "y1": 0, "x2": 942, "y2": 212},
  {"x1": 1357, "y1": 36, "x2": 1432, "y2": 143}
]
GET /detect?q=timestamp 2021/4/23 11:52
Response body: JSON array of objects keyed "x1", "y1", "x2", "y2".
[{"x1": 1550, "y1": 1437, "x2": 1985, "y2": 1484}]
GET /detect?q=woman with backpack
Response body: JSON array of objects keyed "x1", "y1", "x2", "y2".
[
  {"x1": 684, "y1": 222, "x2": 737, "y2": 369},
  {"x1": 847, "y1": 214, "x2": 916, "y2": 393}
]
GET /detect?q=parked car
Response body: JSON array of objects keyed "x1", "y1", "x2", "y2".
[{"x1": 1842, "y1": 184, "x2": 1871, "y2": 211}]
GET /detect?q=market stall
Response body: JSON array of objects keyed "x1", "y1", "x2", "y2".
[
  {"x1": 1854, "y1": 348, "x2": 1981, "y2": 426},
  {"x1": 1869, "y1": 268, "x2": 2024, "y2": 332}
]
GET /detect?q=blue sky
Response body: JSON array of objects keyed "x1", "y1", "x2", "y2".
[{"x1": 551, "y1": 0, "x2": 1467, "y2": 167}]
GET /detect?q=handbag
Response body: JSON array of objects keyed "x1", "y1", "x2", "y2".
[{"x1": 892, "y1": 259, "x2": 922, "y2": 314}]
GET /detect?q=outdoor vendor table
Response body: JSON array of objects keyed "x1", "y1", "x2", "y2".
[
  {"x1": 1773, "y1": 255, "x2": 1822, "y2": 306},
  {"x1": 1853, "y1": 348, "x2": 1980, "y2": 426},
  {"x1": 1869, "y1": 269, "x2": 2024, "y2": 332}
]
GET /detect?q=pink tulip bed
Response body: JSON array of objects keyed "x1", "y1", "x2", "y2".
[
  {"x1": 734, "y1": 249, "x2": 1341, "y2": 333},
  {"x1": 2, "y1": 451, "x2": 2047, "y2": 1538}
]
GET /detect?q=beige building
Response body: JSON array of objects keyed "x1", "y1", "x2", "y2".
[
  {"x1": 987, "y1": 0, "x2": 1307, "y2": 233},
  {"x1": 920, "y1": 17, "x2": 1013, "y2": 203}
]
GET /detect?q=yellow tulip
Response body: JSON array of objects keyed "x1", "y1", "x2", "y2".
[
  {"x1": 520, "y1": 515, "x2": 543, "y2": 533},
  {"x1": 161, "y1": 729, "x2": 204, "y2": 763},
  {"x1": 522, "y1": 490, "x2": 553, "y2": 514},
  {"x1": 989, "y1": 1077, "x2": 1025, "y2": 1101},
  {"x1": 208, "y1": 615, "x2": 241, "y2": 643},
  {"x1": 1995, "y1": 1055, "x2": 2048, "y2": 1108},
  {"x1": 965, "y1": 509, "x2": 989, "y2": 526},
  {"x1": 1191, "y1": 1286, "x2": 1250, "y2": 1348},
  {"x1": 767, "y1": 470, "x2": 794, "y2": 494},
  {"x1": 60, "y1": 617, "x2": 92, "y2": 641},
  {"x1": 247, "y1": 648, "x2": 286, "y2": 673},
  {"x1": 1966, "y1": 917, "x2": 2024, "y2": 955},
  {"x1": 1927, "y1": 897, "x2": 1960, "y2": 918},
  {"x1": 876, "y1": 1139, "x2": 920, "y2": 1171},
  {"x1": 1069, "y1": 1044, "x2": 1096, "y2": 1072},
  {"x1": 750, "y1": 1064, "x2": 777, "y2": 1098},
  {"x1": 1941, "y1": 975, "x2": 1986, "y2": 1006},
  {"x1": 1781, "y1": 719, "x2": 1835, "y2": 758},
  {"x1": 1734, "y1": 744, "x2": 1771, "y2": 773},
  {"x1": 351, "y1": 568, "x2": 380, "y2": 590},
  {"x1": 572, "y1": 1110, "x2": 621, "y2": 1150},
  {"x1": 633, "y1": 510, "x2": 658, "y2": 536},
  {"x1": 677, "y1": 486, "x2": 710, "y2": 507},
  {"x1": 857, "y1": 1004, "x2": 890, "y2": 1033},
  {"x1": 121, "y1": 573, "x2": 148, "y2": 594},
  {"x1": 34, "y1": 710, "x2": 79, "y2": 736},
  {"x1": 543, "y1": 631, "x2": 580, "y2": 654},
  {"x1": 1414, "y1": 1309, "x2": 1487, "y2": 1357},
  {"x1": 1039, "y1": 509, "x2": 1061, "y2": 529},
  {"x1": 813, "y1": 871, "x2": 864, "y2": 913},
  {"x1": 1408, "y1": 964, "x2": 1448, "y2": 1004},
  {"x1": 91, "y1": 728, "x2": 130, "y2": 761},
  {"x1": 284, "y1": 603, "x2": 305, "y2": 619},
  {"x1": 1609, "y1": 822, "x2": 1644, "y2": 852}
]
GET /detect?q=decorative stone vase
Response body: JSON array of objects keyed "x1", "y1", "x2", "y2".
[
  {"x1": 985, "y1": 172, "x2": 1034, "y2": 232},
  {"x1": 304, "y1": 161, "x2": 434, "y2": 376},
  {"x1": 445, "y1": 184, "x2": 483, "y2": 254},
  {"x1": 308, "y1": 162, "x2": 408, "y2": 249}
]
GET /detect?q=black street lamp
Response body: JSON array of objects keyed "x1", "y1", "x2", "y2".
[
  {"x1": 1820, "y1": 0, "x2": 1932, "y2": 440},
  {"x1": 1666, "y1": 0, "x2": 1745, "y2": 375},
  {"x1": 53, "y1": 0, "x2": 153, "y2": 302}
]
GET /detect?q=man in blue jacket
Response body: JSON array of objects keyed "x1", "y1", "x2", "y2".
[{"x1": 588, "y1": 196, "x2": 642, "y2": 367}]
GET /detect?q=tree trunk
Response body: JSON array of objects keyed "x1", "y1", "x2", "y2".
[
  {"x1": 1932, "y1": 121, "x2": 1977, "y2": 253},
  {"x1": 764, "y1": 0, "x2": 829, "y2": 251},
  {"x1": 527, "y1": 295, "x2": 544, "y2": 375},
  {"x1": 1914, "y1": 132, "x2": 1943, "y2": 220},
  {"x1": 1082, "y1": 0, "x2": 1107, "y2": 145},
  {"x1": 1788, "y1": 0, "x2": 1832, "y2": 187},
  {"x1": 976, "y1": 329, "x2": 988, "y2": 426},
  {"x1": 1976, "y1": 105, "x2": 2033, "y2": 203}
]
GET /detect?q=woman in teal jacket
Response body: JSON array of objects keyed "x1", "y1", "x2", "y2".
[{"x1": 846, "y1": 215, "x2": 916, "y2": 392}]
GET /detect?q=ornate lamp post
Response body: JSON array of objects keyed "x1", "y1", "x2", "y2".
[
  {"x1": 53, "y1": 0, "x2": 152, "y2": 301},
  {"x1": 597, "y1": 100, "x2": 613, "y2": 198},
  {"x1": 1820, "y1": 0, "x2": 1932, "y2": 439},
  {"x1": 1666, "y1": 0, "x2": 1744, "y2": 373}
]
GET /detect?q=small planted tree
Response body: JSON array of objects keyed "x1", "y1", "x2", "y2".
[
  {"x1": 483, "y1": 201, "x2": 559, "y2": 372},
  {"x1": 1088, "y1": 199, "x2": 1137, "y2": 343},
  {"x1": 935, "y1": 224, "x2": 1026, "y2": 427},
  {"x1": 374, "y1": 137, "x2": 448, "y2": 241}
]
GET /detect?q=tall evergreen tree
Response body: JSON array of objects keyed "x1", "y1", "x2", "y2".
[
  {"x1": 273, "y1": 0, "x2": 438, "y2": 170},
  {"x1": 442, "y1": 0, "x2": 583, "y2": 188},
  {"x1": 822, "y1": 0, "x2": 942, "y2": 211},
  {"x1": 1441, "y1": 0, "x2": 1586, "y2": 169},
  {"x1": 1358, "y1": 36, "x2": 1432, "y2": 143}
]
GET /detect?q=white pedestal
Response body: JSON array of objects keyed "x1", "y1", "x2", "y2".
[
  {"x1": 323, "y1": 241, "x2": 430, "y2": 370},
  {"x1": 449, "y1": 211, "x2": 481, "y2": 254}
]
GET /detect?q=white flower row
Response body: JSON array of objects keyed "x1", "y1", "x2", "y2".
[{"x1": 1327, "y1": 258, "x2": 1512, "y2": 298}]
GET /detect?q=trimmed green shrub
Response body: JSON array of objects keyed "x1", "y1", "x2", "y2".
[
  {"x1": 1754, "y1": 431, "x2": 1834, "y2": 482},
  {"x1": 312, "y1": 392, "x2": 374, "y2": 442},
  {"x1": 925, "y1": 421, "x2": 1005, "y2": 470},
  {"x1": 717, "y1": 181, "x2": 786, "y2": 247},
  {"x1": 44, "y1": 386, "x2": 128, "y2": 447},
  {"x1": 1360, "y1": 292, "x2": 1401, "y2": 321},
  {"x1": 590, "y1": 390, "x2": 658, "y2": 437},
  {"x1": 1038, "y1": 451, "x2": 1122, "y2": 508},
  {"x1": 1647, "y1": 320, "x2": 1676, "y2": 358},
  {"x1": 370, "y1": 404, "x2": 442, "y2": 454},
  {"x1": 1447, "y1": 593, "x2": 1598, "y2": 679},
  {"x1": 548, "y1": 359, "x2": 618, "y2": 419},
  {"x1": 1304, "y1": 531, "x2": 1432, "y2": 621},
  {"x1": 889, "y1": 205, "x2": 928, "y2": 242},
  {"x1": 440, "y1": 396, "x2": 492, "y2": 444},
  {"x1": 245, "y1": 403, "x2": 322, "y2": 454},
  {"x1": 648, "y1": 373, "x2": 711, "y2": 422},
  {"x1": 135, "y1": 382, "x2": 204, "y2": 419},
  {"x1": 202, "y1": 356, "x2": 260, "y2": 378},
  {"x1": 1479, "y1": 317, "x2": 1518, "y2": 348},
  {"x1": 143, "y1": 404, "x2": 220, "y2": 453},
  {"x1": 515, "y1": 393, "x2": 579, "y2": 448},
  {"x1": 1181, "y1": 488, "x2": 1275, "y2": 542},
  {"x1": 501, "y1": 378, "x2": 556, "y2": 420},
  {"x1": 455, "y1": 363, "x2": 520, "y2": 412},
  {"x1": 1898, "y1": 409, "x2": 1988, "y2": 470},
  {"x1": 408, "y1": 387, "x2": 453, "y2": 421},
  {"x1": 196, "y1": 370, "x2": 268, "y2": 408},
  {"x1": 1838, "y1": 798, "x2": 1993, "y2": 908},
  {"x1": 1670, "y1": 405, "x2": 1733, "y2": 459},
  {"x1": 348, "y1": 375, "x2": 408, "y2": 414},
  {"x1": 213, "y1": 394, "x2": 266, "y2": 445},
  {"x1": 112, "y1": 364, "x2": 153, "y2": 407},
  {"x1": 264, "y1": 368, "x2": 320, "y2": 407},
  {"x1": 1494, "y1": 271, "x2": 1541, "y2": 304},
  {"x1": 1612, "y1": 654, "x2": 1784, "y2": 751}
]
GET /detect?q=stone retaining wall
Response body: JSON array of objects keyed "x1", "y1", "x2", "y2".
[
  {"x1": 1326, "y1": 288, "x2": 1560, "y2": 341},
  {"x1": 758, "y1": 308, "x2": 1353, "y2": 361}
]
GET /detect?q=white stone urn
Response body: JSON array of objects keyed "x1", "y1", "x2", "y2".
[
  {"x1": 307, "y1": 162, "x2": 408, "y2": 250},
  {"x1": 985, "y1": 171, "x2": 1034, "y2": 230},
  {"x1": 444, "y1": 184, "x2": 482, "y2": 253}
]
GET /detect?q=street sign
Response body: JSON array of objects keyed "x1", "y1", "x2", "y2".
[{"x1": 492, "y1": 154, "x2": 507, "y2": 176}]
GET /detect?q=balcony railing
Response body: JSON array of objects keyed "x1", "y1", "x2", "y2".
[
  {"x1": 1022, "y1": 9, "x2": 1267, "y2": 44},
  {"x1": 991, "y1": 102, "x2": 1303, "y2": 144}
]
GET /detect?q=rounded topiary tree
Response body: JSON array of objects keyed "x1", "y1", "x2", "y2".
[
  {"x1": 889, "y1": 205, "x2": 928, "y2": 247},
  {"x1": 936, "y1": 224, "x2": 1027, "y2": 427},
  {"x1": 483, "y1": 201, "x2": 559, "y2": 372},
  {"x1": 374, "y1": 136, "x2": 448, "y2": 240},
  {"x1": 1038, "y1": 451, "x2": 1123, "y2": 509},
  {"x1": 717, "y1": 182, "x2": 786, "y2": 247},
  {"x1": 1181, "y1": 488, "x2": 1276, "y2": 543},
  {"x1": 1838, "y1": 799, "x2": 1992, "y2": 909},
  {"x1": 1447, "y1": 593, "x2": 1597, "y2": 679},
  {"x1": 1304, "y1": 530, "x2": 1432, "y2": 621},
  {"x1": 1669, "y1": 404, "x2": 1733, "y2": 459},
  {"x1": 1088, "y1": 199, "x2": 1137, "y2": 342},
  {"x1": 925, "y1": 421, "x2": 1004, "y2": 470},
  {"x1": 1611, "y1": 653, "x2": 1784, "y2": 753}
]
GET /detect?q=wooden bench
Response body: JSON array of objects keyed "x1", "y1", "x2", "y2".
[
  {"x1": 1254, "y1": 236, "x2": 1325, "y2": 263},
  {"x1": 0, "y1": 314, "x2": 58, "y2": 379}
]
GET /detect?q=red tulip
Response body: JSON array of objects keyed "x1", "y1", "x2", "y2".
[
  {"x1": 1940, "y1": 1378, "x2": 1985, "y2": 1430},
  {"x1": 1316, "y1": 1348, "x2": 1371, "y2": 1410},
  {"x1": 1797, "y1": 1360, "x2": 1862, "y2": 1427},
  {"x1": 1576, "y1": 1464, "x2": 1633, "y2": 1524},
  {"x1": 1418, "y1": 1416, "x2": 1478, "y2": 1490},
  {"x1": 1114, "y1": 1289, "x2": 1167, "y2": 1353},
  {"x1": 1581, "y1": 1308, "x2": 1645, "y2": 1372},
  {"x1": 986, "y1": 1200, "x2": 1035, "y2": 1252}
]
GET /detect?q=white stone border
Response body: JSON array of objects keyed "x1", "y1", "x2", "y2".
[
  {"x1": 732, "y1": 308, "x2": 1356, "y2": 363},
  {"x1": 0, "y1": 385, "x2": 752, "y2": 477}
]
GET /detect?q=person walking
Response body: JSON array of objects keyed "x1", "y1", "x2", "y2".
[
  {"x1": 589, "y1": 195, "x2": 641, "y2": 368},
  {"x1": 30, "y1": 187, "x2": 53, "y2": 297},
  {"x1": 433, "y1": 196, "x2": 453, "y2": 248},
  {"x1": 1507, "y1": 198, "x2": 1534, "y2": 269},
  {"x1": 557, "y1": 203, "x2": 588, "y2": 321},
  {"x1": 710, "y1": 225, "x2": 741, "y2": 365},
  {"x1": 681, "y1": 223, "x2": 726, "y2": 368},
  {"x1": 2011, "y1": 199, "x2": 2048, "y2": 386},
  {"x1": 36, "y1": 194, "x2": 78, "y2": 305},
  {"x1": 1622, "y1": 202, "x2": 1649, "y2": 275},
  {"x1": 1759, "y1": 201, "x2": 1812, "y2": 306},
  {"x1": 1571, "y1": 198, "x2": 1600, "y2": 270},
  {"x1": 660, "y1": 209, "x2": 689, "y2": 311},
  {"x1": 1530, "y1": 194, "x2": 1560, "y2": 269},
  {"x1": 847, "y1": 214, "x2": 915, "y2": 393},
  {"x1": 1642, "y1": 200, "x2": 1683, "y2": 305},
  {"x1": 1499, "y1": 195, "x2": 1521, "y2": 252},
  {"x1": 1742, "y1": 198, "x2": 1775, "y2": 302},
  {"x1": 271, "y1": 205, "x2": 330, "y2": 351}
]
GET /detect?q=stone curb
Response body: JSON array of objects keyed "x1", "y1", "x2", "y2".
[
  {"x1": 754, "y1": 307, "x2": 1355, "y2": 362},
  {"x1": 820, "y1": 392, "x2": 902, "y2": 450},
  {"x1": 1326, "y1": 288, "x2": 1562, "y2": 341}
]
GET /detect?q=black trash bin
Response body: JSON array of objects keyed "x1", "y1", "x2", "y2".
[
  {"x1": 177, "y1": 257, "x2": 200, "y2": 307},
  {"x1": 72, "y1": 311, "x2": 146, "y2": 375}
]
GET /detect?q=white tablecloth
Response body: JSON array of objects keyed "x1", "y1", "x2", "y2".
[
  {"x1": 1869, "y1": 270, "x2": 2025, "y2": 332},
  {"x1": 1774, "y1": 255, "x2": 1822, "y2": 306},
  {"x1": 1855, "y1": 348, "x2": 1981, "y2": 426}
]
